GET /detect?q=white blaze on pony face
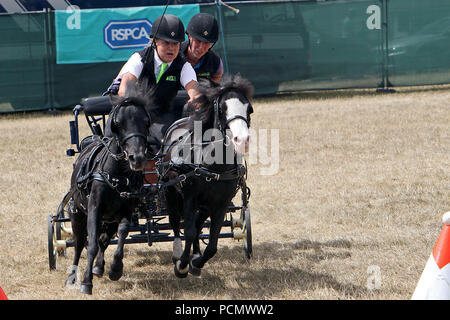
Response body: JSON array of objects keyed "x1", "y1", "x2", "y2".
[{"x1": 225, "y1": 98, "x2": 250, "y2": 154}]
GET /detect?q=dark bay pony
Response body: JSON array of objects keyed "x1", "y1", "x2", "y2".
[
  {"x1": 66, "y1": 83, "x2": 153, "y2": 294},
  {"x1": 160, "y1": 75, "x2": 254, "y2": 278}
]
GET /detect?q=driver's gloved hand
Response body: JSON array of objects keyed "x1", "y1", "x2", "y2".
[{"x1": 103, "y1": 78, "x2": 122, "y2": 96}]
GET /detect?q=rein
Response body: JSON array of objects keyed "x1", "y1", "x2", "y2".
[
  {"x1": 95, "y1": 135, "x2": 127, "y2": 161},
  {"x1": 159, "y1": 162, "x2": 247, "y2": 189}
]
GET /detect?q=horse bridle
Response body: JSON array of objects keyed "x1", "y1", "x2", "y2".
[
  {"x1": 213, "y1": 91, "x2": 253, "y2": 134},
  {"x1": 110, "y1": 98, "x2": 151, "y2": 156}
]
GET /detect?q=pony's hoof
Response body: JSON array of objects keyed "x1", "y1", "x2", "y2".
[
  {"x1": 109, "y1": 261, "x2": 123, "y2": 281},
  {"x1": 79, "y1": 283, "x2": 93, "y2": 295},
  {"x1": 93, "y1": 266, "x2": 104, "y2": 278},
  {"x1": 174, "y1": 261, "x2": 188, "y2": 279},
  {"x1": 109, "y1": 269, "x2": 123, "y2": 281},
  {"x1": 189, "y1": 262, "x2": 201, "y2": 277}
]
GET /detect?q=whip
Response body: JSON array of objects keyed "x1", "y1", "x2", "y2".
[
  {"x1": 143, "y1": 0, "x2": 171, "y2": 64},
  {"x1": 215, "y1": 0, "x2": 240, "y2": 14}
]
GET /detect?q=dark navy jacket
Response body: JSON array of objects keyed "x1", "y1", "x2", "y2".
[
  {"x1": 137, "y1": 46, "x2": 186, "y2": 110},
  {"x1": 180, "y1": 41, "x2": 222, "y2": 80}
]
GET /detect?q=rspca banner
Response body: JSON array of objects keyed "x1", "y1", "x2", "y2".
[{"x1": 55, "y1": 5, "x2": 200, "y2": 64}]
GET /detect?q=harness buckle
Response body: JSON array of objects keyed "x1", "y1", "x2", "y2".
[
  {"x1": 110, "y1": 178, "x2": 119, "y2": 188},
  {"x1": 206, "y1": 173, "x2": 220, "y2": 182},
  {"x1": 224, "y1": 134, "x2": 231, "y2": 147},
  {"x1": 179, "y1": 174, "x2": 187, "y2": 187}
]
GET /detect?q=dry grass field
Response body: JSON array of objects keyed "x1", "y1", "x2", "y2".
[{"x1": 0, "y1": 85, "x2": 449, "y2": 300}]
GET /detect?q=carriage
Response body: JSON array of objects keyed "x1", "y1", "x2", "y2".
[{"x1": 47, "y1": 81, "x2": 253, "y2": 282}]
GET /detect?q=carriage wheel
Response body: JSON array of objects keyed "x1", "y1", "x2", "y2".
[
  {"x1": 48, "y1": 214, "x2": 57, "y2": 270},
  {"x1": 55, "y1": 192, "x2": 71, "y2": 240},
  {"x1": 54, "y1": 191, "x2": 74, "y2": 257},
  {"x1": 55, "y1": 193, "x2": 67, "y2": 240},
  {"x1": 243, "y1": 206, "x2": 252, "y2": 260}
]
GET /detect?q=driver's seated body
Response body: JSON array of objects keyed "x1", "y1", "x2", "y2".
[
  {"x1": 114, "y1": 14, "x2": 200, "y2": 141},
  {"x1": 171, "y1": 13, "x2": 224, "y2": 119},
  {"x1": 109, "y1": 14, "x2": 202, "y2": 188}
]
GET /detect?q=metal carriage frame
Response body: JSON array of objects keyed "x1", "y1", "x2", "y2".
[{"x1": 47, "y1": 96, "x2": 252, "y2": 271}]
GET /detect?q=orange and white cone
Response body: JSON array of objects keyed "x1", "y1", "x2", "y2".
[
  {"x1": 412, "y1": 212, "x2": 450, "y2": 300},
  {"x1": 0, "y1": 286, "x2": 7, "y2": 300}
]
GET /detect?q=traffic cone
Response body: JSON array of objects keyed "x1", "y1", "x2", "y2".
[
  {"x1": 0, "y1": 286, "x2": 7, "y2": 300},
  {"x1": 412, "y1": 211, "x2": 450, "y2": 300}
]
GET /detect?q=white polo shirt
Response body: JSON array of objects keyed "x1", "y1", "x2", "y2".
[{"x1": 119, "y1": 50, "x2": 197, "y2": 88}]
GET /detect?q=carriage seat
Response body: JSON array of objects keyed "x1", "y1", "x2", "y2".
[{"x1": 81, "y1": 96, "x2": 113, "y2": 116}]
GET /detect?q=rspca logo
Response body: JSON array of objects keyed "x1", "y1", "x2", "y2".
[{"x1": 104, "y1": 19, "x2": 152, "y2": 49}]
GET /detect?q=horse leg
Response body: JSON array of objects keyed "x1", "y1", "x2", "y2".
[
  {"x1": 174, "y1": 200, "x2": 195, "y2": 278},
  {"x1": 172, "y1": 235, "x2": 183, "y2": 264},
  {"x1": 192, "y1": 210, "x2": 207, "y2": 256},
  {"x1": 93, "y1": 246, "x2": 106, "y2": 278},
  {"x1": 109, "y1": 215, "x2": 130, "y2": 281},
  {"x1": 66, "y1": 207, "x2": 86, "y2": 287},
  {"x1": 79, "y1": 201, "x2": 100, "y2": 295},
  {"x1": 191, "y1": 209, "x2": 226, "y2": 271},
  {"x1": 167, "y1": 187, "x2": 183, "y2": 263},
  {"x1": 189, "y1": 211, "x2": 208, "y2": 276},
  {"x1": 93, "y1": 223, "x2": 117, "y2": 277}
]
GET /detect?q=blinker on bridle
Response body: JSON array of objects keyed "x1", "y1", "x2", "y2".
[
  {"x1": 213, "y1": 94, "x2": 253, "y2": 133},
  {"x1": 111, "y1": 98, "x2": 151, "y2": 151}
]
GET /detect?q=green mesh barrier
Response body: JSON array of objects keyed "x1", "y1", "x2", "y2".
[
  {"x1": 386, "y1": 0, "x2": 450, "y2": 86},
  {"x1": 0, "y1": 0, "x2": 449, "y2": 113},
  {"x1": 0, "y1": 13, "x2": 48, "y2": 112},
  {"x1": 204, "y1": 0, "x2": 384, "y2": 94}
]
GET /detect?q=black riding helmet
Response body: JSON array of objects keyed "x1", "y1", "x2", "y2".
[
  {"x1": 186, "y1": 13, "x2": 219, "y2": 43},
  {"x1": 151, "y1": 14, "x2": 185, "y2": 43}
]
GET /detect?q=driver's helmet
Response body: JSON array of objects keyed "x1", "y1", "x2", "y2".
[
  {"x1": 150, "y1": 14, "x2": 185, "y2": 43},
  {"x1": 186, "y1": 13, "x2": 219, "y2": 43}
]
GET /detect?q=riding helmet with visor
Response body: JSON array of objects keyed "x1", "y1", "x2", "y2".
[
  {"x1": 151, "y1": 14, "x2": 185, "y2": 43},
  {"x1": 186, "y1": 13, "x2": 219, "y2": 43}
]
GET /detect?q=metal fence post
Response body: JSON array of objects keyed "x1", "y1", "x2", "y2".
[
  {"x1": 43, "y1": 9, "x2": 52, "y2": 109},
  {"x1": 43, "y1": 8, "x2": 59, "y2": 110},
  {"x1": 384, "y1": 0, "x2": 394, "y2": 90},
  {"x1": 215, "y1": 0, "x2": 230, "y2": 74},
  {"x1": 377, "y1": 0, "x2": 395, "y2": 92}
]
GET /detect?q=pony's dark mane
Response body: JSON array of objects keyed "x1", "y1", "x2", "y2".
[
  {"x1": 199, "y1": 74, "x2": 254, "y2": 102},
  {"x1": 188, "y1": 74, "x2": 254, "y2": 126},
  {"x1": 105, "y1": 80, "x2": 157, "y2": 138}
]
